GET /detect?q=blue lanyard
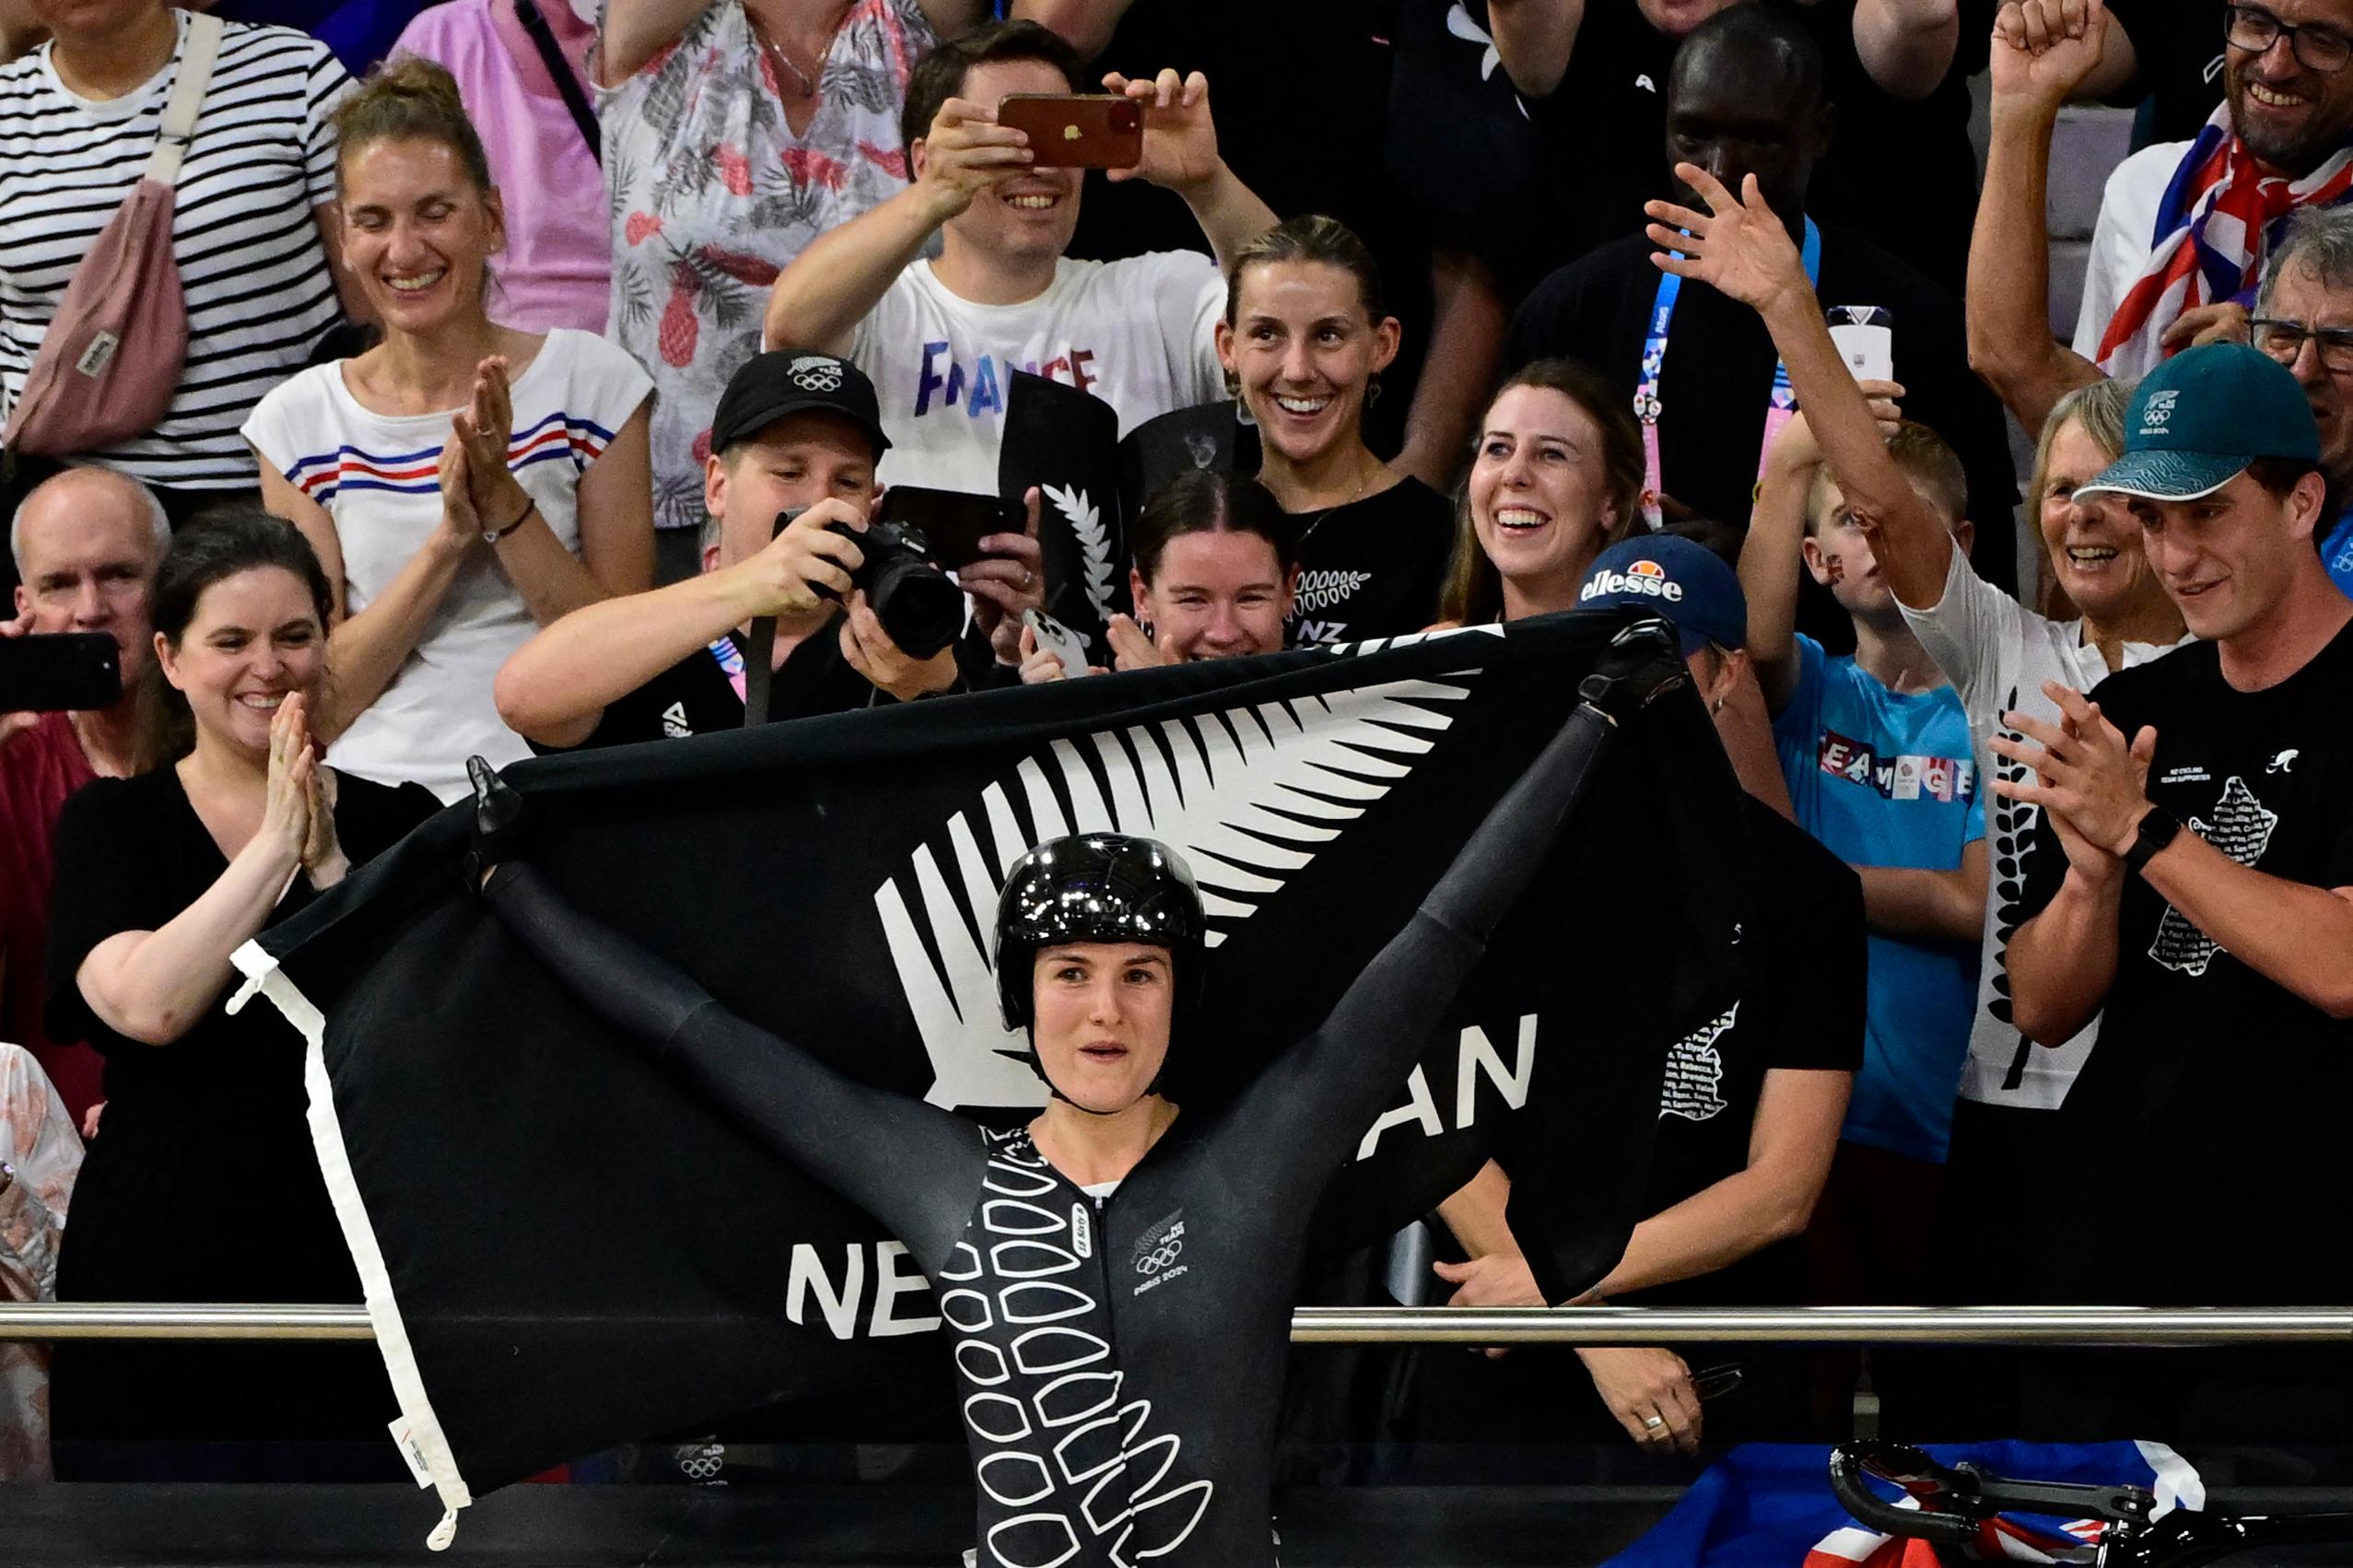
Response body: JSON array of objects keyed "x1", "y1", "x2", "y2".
[{"x1": 1636, "y1": 216, "x2": 1820, "y2": 525}]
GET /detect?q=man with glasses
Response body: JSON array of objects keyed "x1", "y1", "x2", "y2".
[
  {"x1": 2250, "y1": 205, "x2": 2353, "y2": 591},
  {"x1": 1973, "y1": 1, "x2": 2353, "y2": 423},
  {"x1": 2094, "y1": 0, "x2": 2353, "y2": 375}
]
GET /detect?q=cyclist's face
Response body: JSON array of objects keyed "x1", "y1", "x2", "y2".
[{"x1": 1030, "y1": 943, "x2": 1175, "y2": 1113}]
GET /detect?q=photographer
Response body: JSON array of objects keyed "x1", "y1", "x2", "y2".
[
  {"x1": 496, "y1": 350, "x2": 1045, "y2": 745},
  {"x1": 1, "y1": 469, "x2": 169, "y2": 1128}
]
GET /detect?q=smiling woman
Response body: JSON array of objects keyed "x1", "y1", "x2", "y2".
[
  {"x1": 240, "y1": 57, "x2": 656, "y2": 801},
  {"x1": 41, "y1": 512, "x2": 441, "y2": 1467},
  {"x1": 1218, "y1": 216, "x2": 1456, "y2": 647},
  {"x1": 1439, "y1": 358, "x2": 1647, "y2": 626}
]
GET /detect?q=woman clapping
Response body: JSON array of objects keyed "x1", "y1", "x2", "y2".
[{"x1": 45, "y1": 514, "x2": 439, "y2": 1469}]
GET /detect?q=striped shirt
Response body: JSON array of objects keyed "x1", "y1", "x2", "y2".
[
  {"x1": 243, "y1": 329, "x2": 652, "y2": 801},
  {"x1": 0, "y1": 15, "x2": 351, "y2": 490}
]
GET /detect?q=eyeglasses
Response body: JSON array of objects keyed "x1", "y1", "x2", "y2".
[
  {"x1": 2251, "y1": 316, "x2": 2353, "y2": 371},
  {"x1": 2227, "y1": 5, "x2": 2353, "y2": 74}
]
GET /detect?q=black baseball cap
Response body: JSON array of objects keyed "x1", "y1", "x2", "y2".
[{"x1": 708, "y1": 350, "x2": 890, "y2": 459}]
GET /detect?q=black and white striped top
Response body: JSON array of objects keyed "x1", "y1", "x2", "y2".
[{"x1": 0, "y1": 15, "x2": 351, "y2": 490}]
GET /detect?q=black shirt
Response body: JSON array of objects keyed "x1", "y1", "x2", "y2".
[
  {"x1": 1284, "y1": 476, "x2": 1457, "y2": 648},
  {"x1": 2018, "y1": 620, "x2": 2353, "y2": 1308},
  {"x1": 546, "y1": 621, "x2": 1012, "y2": 752},
  {"x1": 44, "y1": 765, "x2": 438, "y2": 1441},
  {"x1": 2104, "y1": 0, "x2": 2228, "y2": 145},
  {"x1": 1507, "y1": 226, "x2": 2019, "y2": 592},
  {"x1": 1521, "y1": 0, "x2": 1989, "y2": 289},
  {"x1": 1632, "y1": 793, "x2": 1864, "y2": 1307},
  {"x1": 1067, "y1": 0, "x2": 1427, "y2": 456},
  {"x1": 557, "y1": 638, "x2": 747, "y2": 751}
]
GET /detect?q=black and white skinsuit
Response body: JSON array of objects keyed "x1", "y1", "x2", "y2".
[{"x1": 482, "y1": 695, "x2": 1626, "y2": 1567}]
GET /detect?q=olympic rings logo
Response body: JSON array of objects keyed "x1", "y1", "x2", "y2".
[{"x1": 1134, "y1": 1238, "x2": 1183, "y2": 1274}]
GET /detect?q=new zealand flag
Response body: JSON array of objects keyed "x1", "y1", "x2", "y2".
[{"x1": 232, "y1": 611, "x2": 1752, "y2": 1532}]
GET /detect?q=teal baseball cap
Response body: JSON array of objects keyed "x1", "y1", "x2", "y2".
[{"x1": 2077, "y1": 341, "x2": 2320, "y2": 503}]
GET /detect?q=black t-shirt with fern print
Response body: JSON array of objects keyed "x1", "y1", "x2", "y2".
[{"x1": 1282, "y1": 475, "x2": 1455, "y2": 649}]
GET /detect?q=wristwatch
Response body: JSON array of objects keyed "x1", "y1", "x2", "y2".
[{"x1": 2123, "y1": 806, "x2": 2182, "y2": 875}]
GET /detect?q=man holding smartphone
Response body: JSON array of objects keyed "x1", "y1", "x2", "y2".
[
  {"x1": 761, "y1": 19, "x2": 1277, "y2": 495},
  {"x1": 1, "y1": 468, "x2": 170, "y2": 1127},
  {"x1": 495, "y1": 351, "x2": 1047, "y2": 747}
]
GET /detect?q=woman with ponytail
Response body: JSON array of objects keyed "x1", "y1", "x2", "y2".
[
  {"x1": 245, "y1": 57, "x2": 654, "y2": 802},
  {"x1": 44, "y1": 512, "x2": 439, "y2": 1464},
  {"x1": 1217, "y1": 216, "x2": 1454, "y2": 647}
]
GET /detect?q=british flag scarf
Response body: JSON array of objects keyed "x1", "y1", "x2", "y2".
[{"x1": 2095, "y1": 103, "x2": 2353, "y2": 378}]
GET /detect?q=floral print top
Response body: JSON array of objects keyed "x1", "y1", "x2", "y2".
[{"x1": 601, "y1": 0, "x2": 933, "y2": 530}]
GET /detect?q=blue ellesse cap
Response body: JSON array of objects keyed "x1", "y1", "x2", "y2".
[
  {"x1": 1576, "y1": 534, "x2": 1746, "y2": 654},
  {"x1": 2078, "y1": 342, "x2": 2319, "y2": 503}
]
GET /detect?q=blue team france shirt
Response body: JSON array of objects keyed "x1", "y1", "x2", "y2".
[{"x1": 1772, "y1": 636, "x2": 1984, "y2": 1163}]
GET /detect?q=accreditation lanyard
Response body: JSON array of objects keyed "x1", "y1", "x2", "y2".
[{"x1": 1635, "y1": 216, "x2": 1820, "y2": 529}]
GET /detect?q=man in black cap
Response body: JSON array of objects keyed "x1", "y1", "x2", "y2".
[
  {"x1": 1995, "y1": 343, "x2": 2353, "y2": 1446},
  {"x1": 495, "y1": 351, "x2": 1045, "y2": 746}
]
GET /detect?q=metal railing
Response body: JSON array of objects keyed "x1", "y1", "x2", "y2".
[{"x1": 0, "y1": 1303, "x2": 2344, "y2": 1345}]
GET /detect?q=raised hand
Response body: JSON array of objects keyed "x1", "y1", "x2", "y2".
[
  {"x1": 733, "y1": 498, "x2": 868, "y2": 632},
  {"x1": 961, "y1": 486, "x2": 1046, "y2": 666},
  {"x1": 1645, "y1": 166, "x2": 1810, "y2": 316},
  {"x1": 1103, "y1": 613, "x2": 1169, "y2": 672},
  {"x1": 437, "y1": 437, "x2": 483, "y2": 549},
  {"x1": 1990, "y1": 0, "x2": 2112, "y2": 111},
  {"x1": 2160, "y1": 301, "x2": 2253, "y2": 353},
  {"x1": 837, "y1": 589, "x2": 959, "y2": 701},
  {"x1": 1103, "y1": 68, "x2": 1220, "y2": 192},
  {"x1": 915, "y1": 96, "x2": 1031, "y2": 216},
  {"x1": 261, "y1": 691, "x2": 319, "y2": 867},
  {"x1": 1990, "y1": 680, "x2": 2158, "y2": 861},
  {"x1": 0, "y1": 602, "x2": 40, "y2": 747},
  {"x1": 454, "y1": 357, "x2": 532, "y2": 539}
]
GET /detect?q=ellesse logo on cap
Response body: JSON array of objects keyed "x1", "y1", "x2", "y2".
[{"x1": 1581, "y1": 559, "x2": 1685, "y2": 602}]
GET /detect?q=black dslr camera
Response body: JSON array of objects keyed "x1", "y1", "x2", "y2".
[{"x1": 821, "y1": 517, "x2": 964, "y2": 660}]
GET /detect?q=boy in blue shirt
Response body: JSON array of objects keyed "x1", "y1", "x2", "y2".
[
  {"x1": 1738, "y1": 407, "x2": 1987, "y2": 1302},
  {"x1": 1743, "y1": 409, "x2": 1986, "y2": 1146}
]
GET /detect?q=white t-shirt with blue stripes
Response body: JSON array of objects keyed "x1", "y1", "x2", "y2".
[{"x1": 243, "y1": 328, "x2": 651, "y2": 800}]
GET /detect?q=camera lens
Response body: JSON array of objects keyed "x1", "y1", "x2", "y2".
[{"x1": 863, "y1": 524, "x2": 964, "y2": 660}]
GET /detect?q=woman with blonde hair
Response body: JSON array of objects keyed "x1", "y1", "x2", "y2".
[{"x1": 245, "y1": 57, "x2": 654, "y2": 801}]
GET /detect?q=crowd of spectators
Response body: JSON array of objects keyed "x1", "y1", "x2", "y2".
[{"x1": 2, "y1": 0, "x2": 2348, "y2": 1483}]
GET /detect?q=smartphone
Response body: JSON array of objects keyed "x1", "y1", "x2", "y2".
[
  {"x1": 1024, "y1": 607, "x2": 1094, "y2": 678},
  {"x1": 996, "y1": 94, "x2": 1144, "y2": 170},
  {"x1": 1826, "y1": 305, "x2": 1895, "y2": 384},
  {"x1": 0, "y1": 631, "x2": 122, "y2": 712},
  {"x1": 878, "y1": 486, "x2": 1024, "y2": 570}
]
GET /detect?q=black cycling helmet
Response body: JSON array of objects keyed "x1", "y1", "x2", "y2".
[
  {"x1": 994, "y1": 834, "x2": 1207, "y2": 1110},
  {"x1": 994, "y1": 832, "x2": 1207, "y2": 1031}
]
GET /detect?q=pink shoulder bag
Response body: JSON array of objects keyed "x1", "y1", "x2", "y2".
[{"x1": 3, "y1": 13, "x2": 223, "y2": 459}]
